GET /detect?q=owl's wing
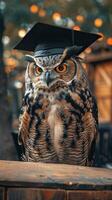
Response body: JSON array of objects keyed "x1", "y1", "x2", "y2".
[
  {"x1": 76, "y1": 87, "x2": 98, "y2": 166},
  {"x1": 18, "y1": 109, "x2": 28, "y2": 160},
  {"x1": 87, "y1": 95, "x2": 99, "y2": 166},
  {"x1": 18, "y1": 93, "x2": 32, "y2": 160}
]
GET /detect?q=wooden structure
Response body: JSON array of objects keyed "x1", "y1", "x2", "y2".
[
  {"x1": 85, "y1": 50, "x2": 112, "y2": 124},
  {"x1": 85, "y1": 50, "x2": 112, "y2": 166},
  {"x1": 0, "y1": 160, "x2": 112, "y2": 200}
]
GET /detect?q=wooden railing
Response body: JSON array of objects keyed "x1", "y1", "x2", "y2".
[{"x1": 0, "y1": 160, "x2": 112, "y2": 200}]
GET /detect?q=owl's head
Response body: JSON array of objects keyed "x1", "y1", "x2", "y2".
[{"x1": 25, "y1": 51, "x2": 88, "y2": 96}]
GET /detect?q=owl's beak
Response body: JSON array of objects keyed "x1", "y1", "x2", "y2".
[{"x1": 45, "y1": 71, "x2": 53, "y2": 86}]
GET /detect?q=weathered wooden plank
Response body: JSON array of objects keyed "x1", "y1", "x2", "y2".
[
  {"x1": 67, "y1": 191, "x2": 112, "y2": 200},
  {"x1": 85, "y1": 52, "x2": 112, "y2": 63},
  {"x1": 0, "y1": 161, "x2": 112, "y2": 190},
  {"x1": 95, "y1": 86, "x2": 111, "y2": 96},
  {"x1": 0, "y1": 188, "x2": 4, "y2": 200},
  {"x1": 93, "y1": 62, "x2": 112, "y2": 123},
  {"x1": 95, "y1": 67, "x2": 111, "y2": 86},
  {"x1": 7, "y1": 188, "x2": 66, "y2": 200},
  {"x1": 97, "y1": 99, "x2": 111, "y2": 123}
]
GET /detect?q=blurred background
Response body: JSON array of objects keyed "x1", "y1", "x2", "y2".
[{"x1": 0, "y1": 0, "x2": 112, "y2": 167}]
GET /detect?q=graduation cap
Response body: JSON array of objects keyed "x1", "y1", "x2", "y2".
[{"x1": 14, "y1": 22, "x2": 101, "y2": 58}]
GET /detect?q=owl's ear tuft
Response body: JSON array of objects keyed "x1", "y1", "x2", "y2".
[
  {"x1": 75, "y1": 56, "x2": 84, "y2": 63},
  {"x1": 24, "y1": 55, "x2": 35, "y2": 62},
  {"x1": 61, "y1": 45, "x2": 83, "y2": 63}
]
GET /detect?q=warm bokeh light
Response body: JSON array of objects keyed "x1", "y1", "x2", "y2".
[
  {"x1": 52, "y1": 12, "x2": 61, "y2": 21},
  {"x1": 18, "y1": 29, "x2": 26, "y2": 38},
  {"x1": 38, "y1": 8, "x2": 46, "y2": 17},
  {"x1": 94, "y1": 18, "x2": 103, "y2": 27},
  {"x1": 107, "y1": 37, "x2": 112, "y2": 46},
  {"x1": 5, "y1": 57, "x2": 18, "y2": 73},
  {"x1": 76, "y1": 15, "x2": 84, "y2": 23},
  {"x1": 30, "y1": 4, "x2": 39, "y2": 14},
  {"x1": 72, "y1": 25, "x2": 81, "y2": 31}
]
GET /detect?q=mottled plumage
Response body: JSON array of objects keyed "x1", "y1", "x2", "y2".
[{"x1": 19, "y1": 53, "x2": 98, "y2": 166}]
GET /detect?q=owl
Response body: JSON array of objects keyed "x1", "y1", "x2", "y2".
[
  {"x1": 18, "y1": 51, "x2": 98, "y2": 166},
  {"x1": 16, "y1": 23, "x2": 100, "y2": 166}
]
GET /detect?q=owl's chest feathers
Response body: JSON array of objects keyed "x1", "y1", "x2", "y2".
[
  {"x1": 30, "y1": 90, "x2": 75, "y2": 157},
  {"x1": 40, "y1": 92, "x2": 70, "y2": 155},
  {"x1": 47, "y1": 104, "x2": 63, "y2": 155}
]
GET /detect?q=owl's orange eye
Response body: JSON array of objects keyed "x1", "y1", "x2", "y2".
[
  {"x1": 55, "y1": 63, "x2": 67, "y2": 73},
  {"x1": 34, "y1": 66, "x2": 43, "y2": 75}
]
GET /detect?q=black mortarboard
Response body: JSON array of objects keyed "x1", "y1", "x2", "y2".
[{"x1": 14, "y1": 22, "x2": 101, "y2": 57}]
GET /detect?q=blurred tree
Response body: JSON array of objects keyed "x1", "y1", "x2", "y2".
[
  {"x1": 0, "y1": 11, "x2": 7, "y2": 152},
  {"x1": 0, "y1": 11, "x2": 17, "y2": 160}
]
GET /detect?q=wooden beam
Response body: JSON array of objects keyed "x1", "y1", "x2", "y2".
[
  {"x1": 0, "y1": 161, "x2": 112, "y2": 190},
  {"x1": 85, "y1": 52, "x2": 112, "y2": 63}
]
